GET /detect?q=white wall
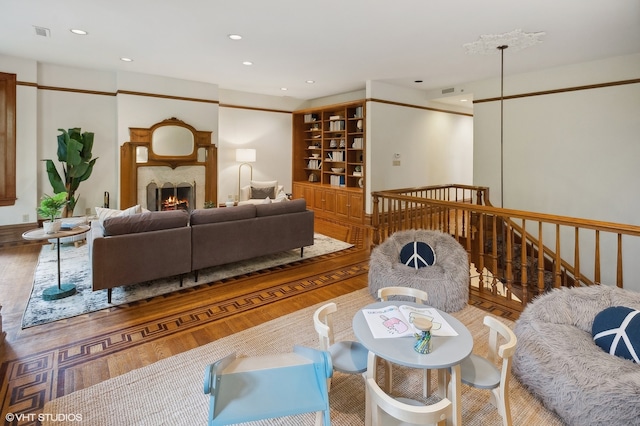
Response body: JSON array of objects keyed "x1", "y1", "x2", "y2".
[
  {"x1": 217, "y1": 89, "x2": 306, "y2": 203},
  {"x1": 217, "y1": 107, "x2": 292, "y2": 202},
  {"x1": 473, "y1": 54, "x2": 640, "y2": 222},
  {"x1": 0, "y1": 55, "x2": 38, "y2": 226},
  {"x1": 366, "y1": 81, "x2": 474, "y2": 213}
]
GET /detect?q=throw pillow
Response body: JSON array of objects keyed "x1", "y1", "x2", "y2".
[
  {"x1": 399, "y1": 241, "x2": 436, "y2": 269},
  {"x1": 95, "y1": 205, "x2": 141, "y2": 226},
  {"x1": 274, "y1": 188, "x2": 289, "y2": 202},
  {"x1": 592, "y1": 306, "x2": 640, "y2": 363},
  {"x1": 250, "y1": 179, "x2": 278, "y2": 190},
  {"x1": 262, "y1": 197, "x2": 272, "y2": 204},
  {"x1": 251, "y1": 186, "x2": 276, "y2": 199}
]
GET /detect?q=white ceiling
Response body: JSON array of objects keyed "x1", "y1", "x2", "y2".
[{"x1": 1, "y1": 0, "x2": 639, "y2": 101}]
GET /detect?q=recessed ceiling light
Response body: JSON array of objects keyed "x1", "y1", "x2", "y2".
[
  {"x1": 306, "y1": 80, "x2": 315, "y2": 84},
  {"x1": 281, "y1": 87, "x2": 288, "y2": 91},
  {"x1": 70, "y1": 28, "x2": 88, "y2": 35},
  {"x1": 120, "y1": 57, "x2": 133, "y2": 62},
  {"x1": 228, "y1": 34, "x2": 242, "y2": 40},
  {"x1": 460, "y1": 99, "x2": 468, "y2": 102},
  {"x1": 242, "y1": 61, "x2": 253, "y2": 66}
]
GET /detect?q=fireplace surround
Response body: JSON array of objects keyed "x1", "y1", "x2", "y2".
[{"x1": 120, "y1": 118, "x2": 217, "y2": 209}]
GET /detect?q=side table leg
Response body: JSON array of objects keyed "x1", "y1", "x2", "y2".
[{"x1": 42, "y1": 237, "x2": 76, "y2": 301}]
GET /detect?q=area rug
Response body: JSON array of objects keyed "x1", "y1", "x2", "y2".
[
  {"x1": 42, "y1": 288, "x2": 564, "y2": 426},
  {"x1": 22, "y1": 234, "x2": 353, "y2": 329}
]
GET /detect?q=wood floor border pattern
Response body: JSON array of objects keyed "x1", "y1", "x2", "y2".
[{"x1": 0, "y1": 261, "x2": 370, "y2": 421}]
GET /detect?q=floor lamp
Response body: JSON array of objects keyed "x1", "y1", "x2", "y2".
[{"x1": 236, "y1": 148, "x2": 256, "y2": 200}]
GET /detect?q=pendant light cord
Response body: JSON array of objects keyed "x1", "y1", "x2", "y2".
[{"x1": 498, "y1": 45, "x2": 507, "y2": 208}]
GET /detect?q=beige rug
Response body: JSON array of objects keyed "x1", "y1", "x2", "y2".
[{"x1": 42, "y1": 289, "x2": 564, "y2": 425}]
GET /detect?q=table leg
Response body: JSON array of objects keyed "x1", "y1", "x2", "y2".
[
  {"x1": 42, "y1": 237, "x2": 77, "y2": 301},
  {"x1": 56, "y1": 237, "x2": 61, "y2": 290},
  {"x1": 449, "y1": 364, "x2": 462, "y2": 426}
]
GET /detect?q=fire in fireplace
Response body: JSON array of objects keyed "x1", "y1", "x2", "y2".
[{"x1": 146, "y1": 181, "x2": 195, "y2": 212}]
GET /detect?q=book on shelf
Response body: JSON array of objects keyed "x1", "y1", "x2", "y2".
[
  {"x1": 361, "y1": 305, "x2": 458, "y2": 339},
  {"x1": 304, "y1": 113, "x2": 318, "y2": 123},
  {"x1": 307, "y1": 159, "x2": 321, "y2": 169},
  {"x1": 329, "y1": 120, "x2": 345, "y2": 131}
]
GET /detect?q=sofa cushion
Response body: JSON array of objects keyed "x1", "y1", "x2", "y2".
[
  {"x1": 190, "y1": 204, "x2": 256, "y2": 225},
  {"x1": 399, "y1": 241, "x2": 436, "y2": 269},
  {"x1": 255, "y1": 198, "x2": 306, "y2": 217},
  {"x1": 103, "y1": 210, "x2": 189, "y2": 236},
  {"x1": 592, "y1": 306, "x2": 640, "y2": 363}
]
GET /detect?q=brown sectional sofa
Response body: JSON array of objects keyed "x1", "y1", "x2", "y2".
[{"x1": 88, "y1": 199, "x2": 314, "y2": 303}]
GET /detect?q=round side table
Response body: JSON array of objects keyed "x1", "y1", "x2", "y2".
[{"x1": 22, "y1": 225, "x2": 91, "y2": 300}]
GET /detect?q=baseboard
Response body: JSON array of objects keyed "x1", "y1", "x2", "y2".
[{"x1": 0, "y1": 222, "x2": 43, "y2": 248}]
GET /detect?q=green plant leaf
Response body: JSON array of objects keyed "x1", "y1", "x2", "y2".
[{"x1": 44, "y1": 160, "x2": 66, "y2": 193}]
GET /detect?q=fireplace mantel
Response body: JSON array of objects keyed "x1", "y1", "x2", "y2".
[{"x1": 120, "y1": 118, "x2": 217, "y2": 209}]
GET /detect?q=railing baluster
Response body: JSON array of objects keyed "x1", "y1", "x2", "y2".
[
  {"x1": 505, "y1": 221, "x2": 513, "y2": 300},
  {"x1": 574, "y1": 227, "x2": 580, "y2": 287},
  {"x1": 617, "y1": 233, "x2": 623, "y2": 288},
  {"x1": 555, "y1": 224, "x2": 562, "y2": 288},
  {"x1": 537, "y1": 222, "x2": 545, "y2": 295},
  {"x1": 491, "y1": 215, "x2": 499, "y2": 295},
  {"x1": 594, "y1": 230, "x2": 601, "y2": 284},
  {"x1": 520, "y1": 219, "x2": 529, "y2": 304},
  {"x1": 477, "y1": 212, "x2": 486, "y2": 291}
]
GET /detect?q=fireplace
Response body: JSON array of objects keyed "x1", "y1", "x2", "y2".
[
  {"x1": 146, "y1": 181, "x2": 195, "y2": 212},
  {"x1": 120, "y1": 118, "x2": 217, "y2": 210}
]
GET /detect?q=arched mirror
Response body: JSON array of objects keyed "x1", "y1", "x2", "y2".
[{"x1": 152, "y1": 125, "x2": 194, "y2": 156}]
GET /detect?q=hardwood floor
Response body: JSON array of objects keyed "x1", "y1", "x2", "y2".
[{"x1": 0, "y1": 218, "x2": 516, "y2": 421}]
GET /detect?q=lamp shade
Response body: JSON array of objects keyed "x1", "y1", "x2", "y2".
[{"x1": 236, "y1": 148, "x2": 256, "y2": 163}]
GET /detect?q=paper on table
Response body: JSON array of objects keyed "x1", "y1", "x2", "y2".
[{"x1": 362, "y1": 305, "x2": 458, "y2": 339}]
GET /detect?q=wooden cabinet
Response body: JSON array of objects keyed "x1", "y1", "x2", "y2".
[
  {"x1": 294, "y1": 182, "x2": 363, "y2": 223},
  {"x1": 293, "y1": 101, "x2": 365, "y2": 223}
]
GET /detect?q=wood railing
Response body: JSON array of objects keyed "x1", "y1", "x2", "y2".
[{"x1": 371, "y1": 184, "x2": 640, "y2": 309}]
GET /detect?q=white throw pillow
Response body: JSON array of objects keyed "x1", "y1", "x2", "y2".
[
  {"x1": 95, "y1": 205, "x2": 141, "y2": 226},
  {"x1": 262, "y1": 197, "x2": 272, "y2": 204},
  {"x1": 250, "y1": 180, "x2": 278, "y2": 189},
  {"x1": 275, "y1": 188, "x2": 289, "y2": 202}
]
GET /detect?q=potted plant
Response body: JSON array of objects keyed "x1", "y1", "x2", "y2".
[
  {"x1": 37, "y1": 192, "x2": 68, "y2": 234},
  {"x1": 43, "y1": 128, "x2": 97, "y2": 217}
]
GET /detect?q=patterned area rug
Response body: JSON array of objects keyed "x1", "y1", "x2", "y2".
[
  {"x1": 22, "y1": 234, "x2": 352, "y2": 328},
  {"x1": 42, "y1": 288, "x2": 564, "y2": 425}
]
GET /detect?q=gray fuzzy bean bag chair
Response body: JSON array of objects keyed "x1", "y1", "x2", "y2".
[
  {"x1": 368, "y1": 229, "x2": 469, "y2": 312},
  {"x1": 512, "y1": 285, "x2": 640, "y2": 426}
]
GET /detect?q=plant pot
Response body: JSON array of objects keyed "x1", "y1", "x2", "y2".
[{"x1": 43, "y1": 220, "x2": 61, "y2": 234}]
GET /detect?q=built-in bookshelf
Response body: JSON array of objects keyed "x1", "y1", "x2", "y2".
[
  {"x1": 293, "y1": 101, "x2": 365, "y2": 223},
  {"x1": 293, "y1": 102, "x2": 365, "y2": 189}
]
